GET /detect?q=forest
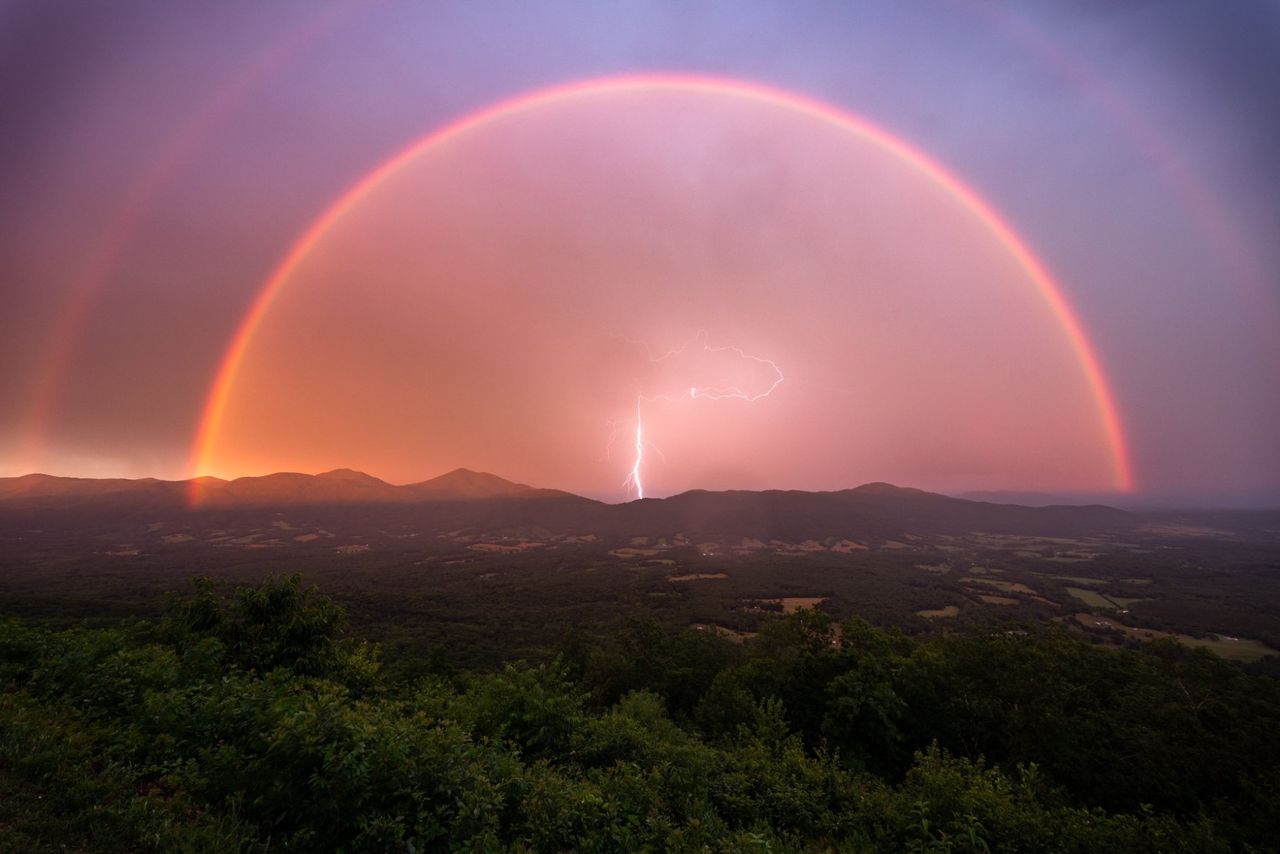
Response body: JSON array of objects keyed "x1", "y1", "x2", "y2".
[{"x1": 2, "y1": 574, "x2": 1277, "y2": 852}]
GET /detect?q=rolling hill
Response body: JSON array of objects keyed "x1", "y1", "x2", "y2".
[{"x1": 0, "y1": 469, "x2": 1132, "y2": 541}]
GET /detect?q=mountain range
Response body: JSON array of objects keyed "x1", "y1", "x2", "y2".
[
  {"x1": 0, "y1": 468, "x2": 565, "y2": 507},
  {"x1": 0, "y1": 468, "x2": 1133, "y2": 541}
]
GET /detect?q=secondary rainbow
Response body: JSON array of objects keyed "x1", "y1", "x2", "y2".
[
  {"x1": 15, "y1": 0, "x2": 368, "y2": 476},
  {"x1": 189, "y1": 73, "x2": 1135, "y2": 494}
]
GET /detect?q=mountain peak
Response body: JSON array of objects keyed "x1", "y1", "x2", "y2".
[
  {"x1": 849, "y1": 482, "x2": 931, "y2": 497},
  {"x1": 408, "y1": 468, "x2": 536, "y2": 499},
  {"x1": 439, "y1": 467, "x2": 485, "y2": 478},
  {"x1": 316, "y1": 468, "x2": 387, "y2": 485}
]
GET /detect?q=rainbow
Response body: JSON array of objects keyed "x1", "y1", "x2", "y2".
[
  {"x1": 188, "y1": 73, "x2": 1135, "y2": 493},
  {"x1": 971, "y1": 2, "x2": 1277, "y2": 326},
  {"x1": 14, "y1": 0, "x2": 368, "y2": 475}
]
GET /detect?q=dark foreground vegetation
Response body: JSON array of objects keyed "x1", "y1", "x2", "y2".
[{"x1": 2, "y1": 575, "x2": 1278, "y2": 852}]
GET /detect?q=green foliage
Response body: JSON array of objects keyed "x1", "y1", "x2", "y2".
[
  {"x1": 161, "y1": 574, "x2": 377, "y2": 686},
  {"x1": 0, "y1": 577, "x2": 1275, "y2": 850},
  {"x1": 565, "y1": 617, "x2": 741, "y2": 716},
  {"x1": 454, "y1": 660, "x2": 585, "y2": 760}
]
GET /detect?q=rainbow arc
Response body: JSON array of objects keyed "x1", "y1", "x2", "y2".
[{"x1": 189, "y1": 74, "x2": 1134, "y2": 497}]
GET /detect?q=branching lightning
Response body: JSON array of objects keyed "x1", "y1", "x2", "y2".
[
  {"x1": 625, "y1": 398, "x2": 646, "y2": 498},
  {"x1": 618, "y1": 331, "x2": 784, "y2": 499}
]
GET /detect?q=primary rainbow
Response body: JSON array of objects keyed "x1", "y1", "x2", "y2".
[{"x1": 189, "y1": 73, "x2": 1135, "y2": 493}]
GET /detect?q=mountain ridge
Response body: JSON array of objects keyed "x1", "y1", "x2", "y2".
[
  {"x1": 0, "y1": 467, "x2": 567, "y2": 507},
  {"x1": 0, "y1": 469, "x2": 1135, "y2": 541},
  {"x1": 0, "y1": 469, "x2": 1121, "y2": 510}
]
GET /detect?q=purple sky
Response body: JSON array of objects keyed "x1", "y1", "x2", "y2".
[{"x1": 1, "y1": 0, "x2": 1277, "y2": 504}]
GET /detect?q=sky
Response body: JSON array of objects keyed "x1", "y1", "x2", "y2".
[{"x1": 1, "y1": 0, "x2": 1277, "y2": 504}]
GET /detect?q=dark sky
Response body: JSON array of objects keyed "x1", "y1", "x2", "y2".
[{"x1": 1, "y1": 0, "x2": 1277, "y2": 504}]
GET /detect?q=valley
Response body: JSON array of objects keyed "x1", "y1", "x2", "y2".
[{"x1": 3, "y1": 470, "x2": 1276, "y2": 671}]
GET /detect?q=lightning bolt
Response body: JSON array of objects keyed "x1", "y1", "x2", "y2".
[
  {"x1": 618, "y1": 332, "x2": 784, "y2": 499},
  {"x1": 623, "y1": 398, "x2": 646, "y2": 498}
]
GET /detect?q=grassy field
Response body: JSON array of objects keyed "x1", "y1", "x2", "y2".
[
  {"x1": 1066, "y1": 587, "x2": 1150, "y2": 611},
  {"x1": 1071, "y1": 613, "x2": 1278, "y2": 662},
  {"x1": 1066, "y1": 586, "x2": 1116, "y2": 608},
  {"x1": 1181, "y1": 634, "x2": 1277, "y2": 662}
]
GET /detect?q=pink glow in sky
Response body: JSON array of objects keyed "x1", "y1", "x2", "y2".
[
  {"x1": 2, "y1": 1, "x2": 1277, "y2": 504},
  {"x1": 200, "y1": 87, "x2": 1119, "y2": 499}
]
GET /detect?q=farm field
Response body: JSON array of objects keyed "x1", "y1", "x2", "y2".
[
  {"x1": 1070, "y1": 613, "x2": 1276, "y2": 662},
  {"x1": 1, "y1": 490, "x2": 1276, "y2": 670}
]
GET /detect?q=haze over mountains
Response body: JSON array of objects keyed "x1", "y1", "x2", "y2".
[
  {"x1": 0, "y1": 468, "x2": 563, "y2": 506},
  {"x1": 0, "y1": 467, "x2": 1142, "y2": 543}
]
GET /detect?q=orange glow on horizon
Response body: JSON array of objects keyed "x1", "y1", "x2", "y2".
[{"x1": 15, "y1": 1, "x2": 369, "y2": 477}]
